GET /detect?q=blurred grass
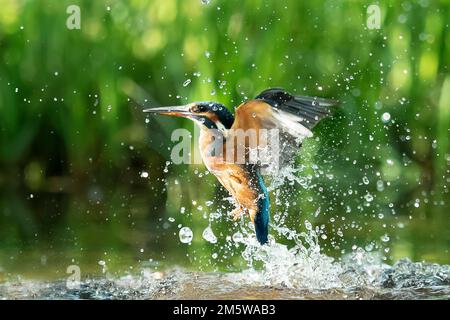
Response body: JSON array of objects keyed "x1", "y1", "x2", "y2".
[{"x1": 0, "y1": 0, "x2": 449, "y2": 277}]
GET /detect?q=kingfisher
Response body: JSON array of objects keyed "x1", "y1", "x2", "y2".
[{"x1": 144, "y1": 88, "x2": 337, "y2": 245}]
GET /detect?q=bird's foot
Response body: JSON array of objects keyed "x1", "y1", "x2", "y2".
[
  {"x1": 230, "y1": 207, "x2": 256, "y2": 224},
  {"x1": 248, "y1": 209, "x2": 256, "y2": 224},
  {"x1": 230, "y1": 207, "x2": 244, "y2": 221}
]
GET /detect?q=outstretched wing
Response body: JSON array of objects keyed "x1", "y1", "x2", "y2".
[
  {"x1": 229, "y1": 88, "x2": 338, "y2": 171},
  {"x1": 254, "y1": 87, "x2": 338, "y2": 131}
]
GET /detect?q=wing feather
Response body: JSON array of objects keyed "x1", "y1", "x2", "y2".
[
  {"x1": 256, "y1": 87, "x2": 338, "y2": 130},
  {"x1": 228, "y1": 88, "x2": 337, "y2": 171}
]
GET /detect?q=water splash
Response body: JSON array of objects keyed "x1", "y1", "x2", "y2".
[
  {"x1": 2, "y1": 145, "x2": 448, "y2": 300},
  {"x1": 1, "y1": 259, "x2": 448, "y2": 299},
  {"x1": 209, "y1": 158, "x2": 450, "y2": 295}
]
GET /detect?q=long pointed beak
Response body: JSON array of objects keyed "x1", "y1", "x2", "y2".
[{"x1": 143, "y1": 105, "x2": 192, "y2": 117}]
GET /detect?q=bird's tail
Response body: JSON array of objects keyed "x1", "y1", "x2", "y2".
[{"x1": 254, "y1": 172, "x2": 270, "y2": 244}]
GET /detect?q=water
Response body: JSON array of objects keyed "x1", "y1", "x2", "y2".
[
  {"x1": 1, "y1": 256, "x2": 449, "y2": 300},
  {"x1": 0, "y1": 152, "x2": 448, "y2": 300},
  {"x1": 1, "y1": 201, "x2": 449, "y2": 299}
]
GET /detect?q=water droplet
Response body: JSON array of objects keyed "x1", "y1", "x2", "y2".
[
  {"x1": 201, "y1": 0, "x2": 211, "y2": 4},
  {"x1": 381, "y1": 234, "x2": 390, "y2": 242},
  {"x1": 304, "y1": 220, "x2": 313, "y2": 231},
  {"x1": 140, "y1": 171, "x2": 149, "y2": 178},
  {"x1": 381, "y1": 112, "x2": 391, "y2": 123},
  {"x1": 183, "y1": 79, "x2": 191, "y2": 87},
  {"x1": 376, "y1": 180, "x2": 384, "y2": 191},
  {"x1": 364, "y1": 193, "x2": 373, "y2": 202},
  {"x1": 362, "y1": 176, "x2": 370, "y2": 185},
  {"x1": 374, "y1": 101, "x2": 382, "y2": 110},
  {"x1": 168, "y1": 217, "x2": 175, "y2": 222},
  {"x1": 204, "y1": 51, "x2": 211, "y2": 58},
  {"x1": 202, "y1": 226, "x2": 217, "y2": 244},
  {"x1": 431, "y1": 140, "x2": 437, "y2": 149},
  {"x1": 179, "y1": 227, "x2": 193, "y2": 244},
  {"x1": 232, "y1": 232, "x2": 243, "y2": 243}
]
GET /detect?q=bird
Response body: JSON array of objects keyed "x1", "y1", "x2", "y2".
[{"x1": 144, "y1": 88, "x2": 337, "y2": 245}]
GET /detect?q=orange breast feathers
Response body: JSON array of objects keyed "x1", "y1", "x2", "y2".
[
  {"x1": 209, "y1": 162, "x2": 260, "y2": 222},
  {"x1": 198, "y1": 128, "x2": 260, "y2": 221}
]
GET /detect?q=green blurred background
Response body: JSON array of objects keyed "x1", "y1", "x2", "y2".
[{"x1": 0, "y1": 0, "x2": 449, "y2": 280}]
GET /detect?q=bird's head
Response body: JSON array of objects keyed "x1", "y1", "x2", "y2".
[{"x1": 144, "y1": 102, "x2": 234, "y2": 131}]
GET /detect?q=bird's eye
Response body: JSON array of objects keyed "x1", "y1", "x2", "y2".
[{"x1": 193, "y1": 104, "x2": 207, "y2": 113}]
